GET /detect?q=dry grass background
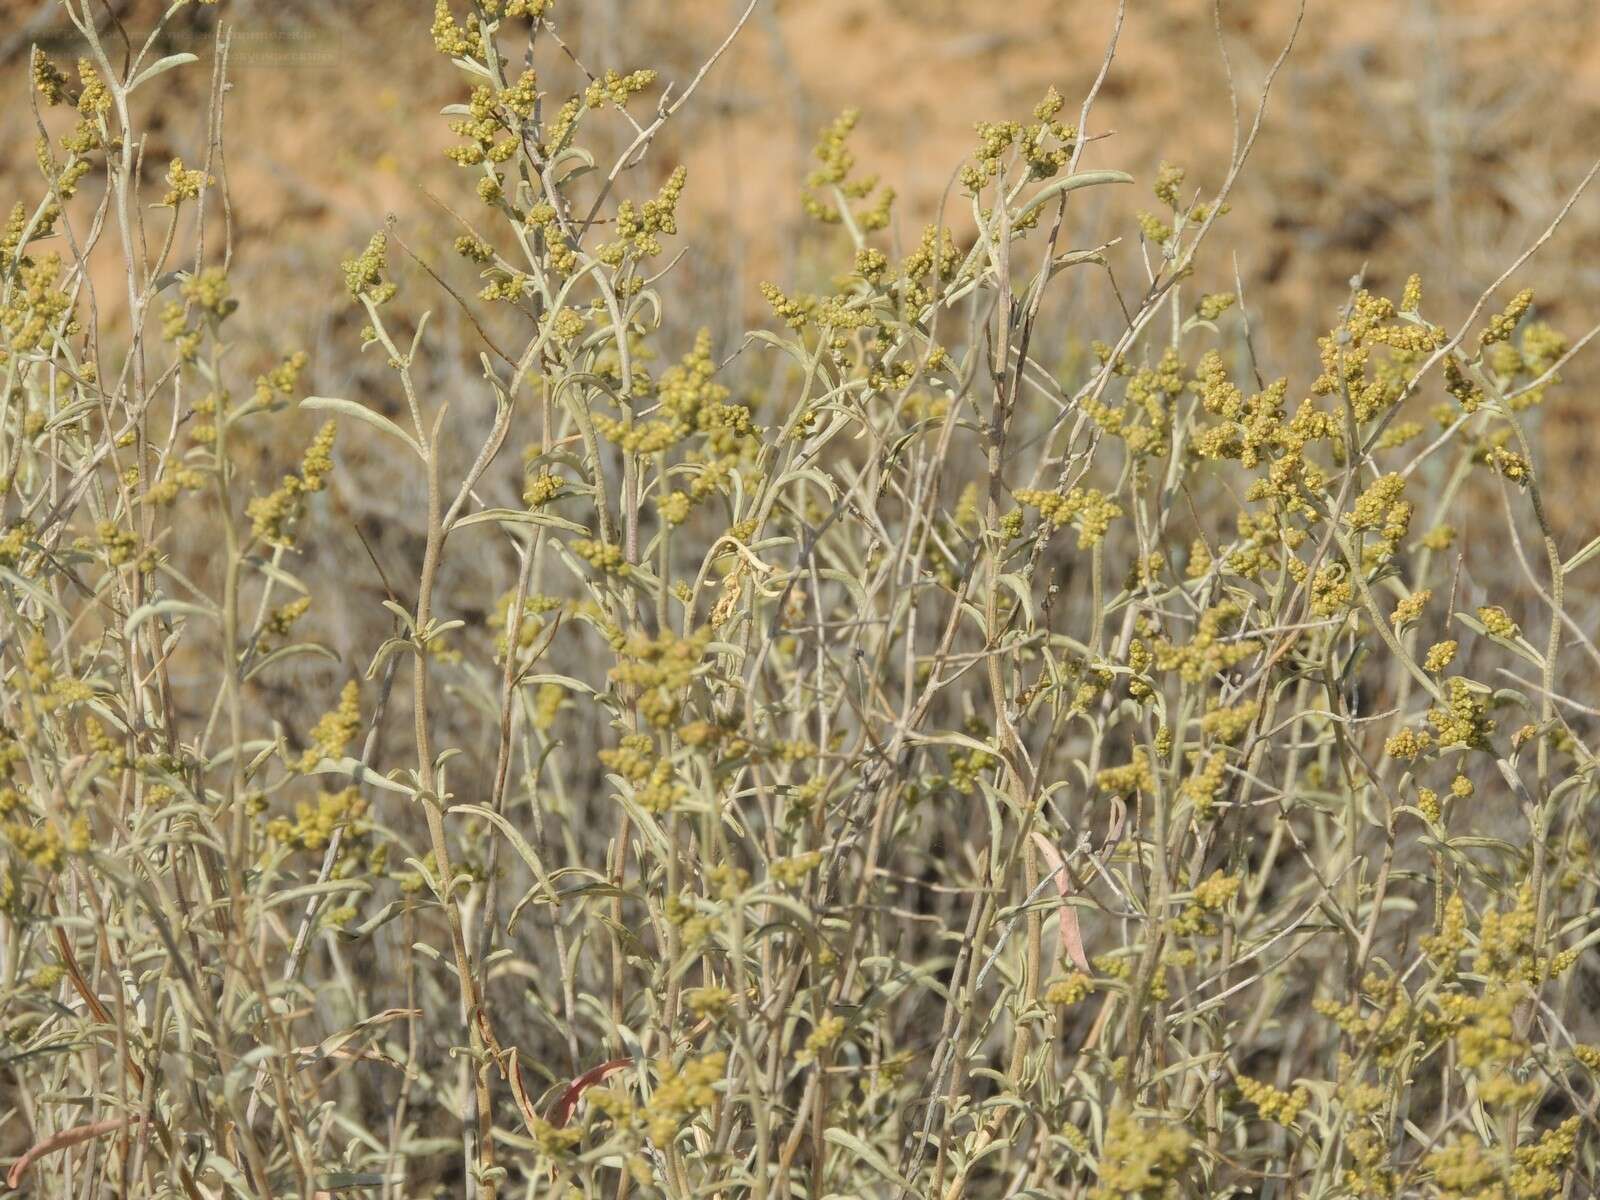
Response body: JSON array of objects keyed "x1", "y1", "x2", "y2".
[
  {"x1": 7, "y1": 0, "x2": 1597, "y2": 747},
  {"x1": 7, "y1": 0, "x2": 1600, "y2": 519},
  {"x1": 4, "y1": 1, "x2": 1600, "y2": 1195},
  {"x1": 4, "y1": 0, "x2": 1597, "y2": 646}
]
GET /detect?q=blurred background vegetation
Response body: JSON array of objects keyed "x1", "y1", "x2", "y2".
[
  {"x1": 5, "y1": 0, "x2": 1598, "y2": 481},
  {"x1": 7, "y1": 0, "x2": 1598, "y2": 689}
]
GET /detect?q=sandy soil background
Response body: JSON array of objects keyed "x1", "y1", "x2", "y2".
[{"x1": 4, "y1": 0, "x2": 1598, "y2": 528}]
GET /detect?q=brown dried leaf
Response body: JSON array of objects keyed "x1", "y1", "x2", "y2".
[{"x1": 1030, "y1": 831, "x2": 1091, "y2": 973}]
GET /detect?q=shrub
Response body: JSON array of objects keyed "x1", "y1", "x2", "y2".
[{"x1": 2, "y1": 2, "x2": 1598, "y2": 1197}]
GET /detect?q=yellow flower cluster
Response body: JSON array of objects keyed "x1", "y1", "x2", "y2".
[
  {"x1": 1015, "y1": 487, "x2": 1123, "y2": 549},
  {"x1": 1400, "y1": 273, "x2": 1423, "y2": 313},
  {"x1": 1443, "y1": 357, "x2": 1484, "y2": 414},
  {"x1": 1424, "y1": 1117, "x2": 1577, "y2": 1200},
  {"x1": 1478, "y1": 288, "x2": 1534, "y2": 349},
  {"x1": 1152, "y1": 161, "x2": 1186, "y2": 208},
  {"x1": 1088, "y1": 1106, "x2": 1190, "y2": 1200},
  {"x1": 1384, "y1": 726, "x2": 1432, "y2": 761},
  {"x1": 573, "y1": 536, "x2": 628, "y2": 576},
  {"x1": 947, "y1": 718, "x2": 995, "y2": 794},
  {"x1": 1235, "y1": 1076, "x2": 1309, "y2": 1125},
  {"x1": 1478, "y1": 604, "x2": 1519, "y2": 639},
  {"x1": 341, "y1": 233, "x2": 396, "y2": 306},
  {"x1": 658, "y1": 330, "x2": 753, "y2": 454},
  {"x1": 1199, "y1": 699, "x2": 1258, "y2": 744},
  {"x1": 1427, "y1": 677, "x2": 1494, "y2": 752},
  {"x1": 1482, "y1": 443, "x2": 1531, "y2": 484},
  {"x1": 499, "y1": 69, "x2": 539, "y2": 120},
  {"x1": 796, "y1": 1014, "x2": 846, "y2": 1065},
  {"x1": 951, "y1": 85, "x2": 1078, "y2": 199},
  {"x1": 246, "y1": 421, "x2": 336, "y2": 548},
  {"x1": 526, "y1": 1115, "x2": 581, "y2": 1157},
  {"x1": 1148, "y1": 601, "x2": 1261, "y2": 684},
  {"x1": 1171, "y1": 869, "x2": 1241, "y2": 937},
  {"x1": 592, "y1": 415, "x2": 675, "y2": 456},
  {"x1": 1392, "y1": 587, "x2": 1431, "y2": 627},
  {"x1": 1180, "y1": 749, "x2": 1228, "y2": 819},
  {"x1": 599, "y1": 733, "x2": 655, "y2": 782},
  {"x1": 1312, "y1": 290, "x2": 1445, "y2": 422},
  {"x1": 633, "y1": 760, "x2": 685, "y2": 814},
  {"x1": 430, "y1": 0, "x2": 476, "y2": 56},
  {"x1": 75, "y1": 61, "x2": 110, "y2": 116},
  {"x1": 522, "y1": 470, "x2": 564, "y2": 508},
  {"x1": 487, "y1": 588, "x2": 560, "y2": 658},
  {"x1": 643, "y1": 1051, "x2": 724, "y2": 1145},
  {"x1": 96, "y1": 520, "x2": 140, "y2": 568},
  {"x1": 1314, "y1": 972, "x2": 1415, "y2": 1068},
  {"x1": 1044, "y1": 972, "x2": 1093, "y2": 1006},
  {"x1": 685, "y1": 985, "x2": 733, "y2": 1017},
  {"x1": 446, "y1": 83, "x2": 522, "y2": 167},
  {"x1": 1084, "y1": 348, "x2": 1183, "y2": 458},
  {"x1": 182, "y1": 267, "x2": 232, "y2": 316},
  {"x1": 31, "y1": 49, "x2": 70, "y2": 107},
  {"x1": 803, "y1": 109, "x2": 893, "y2": 230},
  {"x1": 898, "y1": 224, "x2": 965, "y2": 311},
  {"x1": 609, "y1": 628, "x2": 710, "y2": 729},
  {"x1": 770, "y1": 851, "x2": 823, "y2": 886},
  {"x1": 1191, "y1": 352, "x2": 1295, "y2": 471},
  {"x1": 584, "y1": 69, "x2": 657, "y2": 111},
  {"x1": 1424, "y1": 639, "x2": 1458, "y2": 672},
  {"x1": 265, "y1": 787, "x2": 369, "y2": 859},
  {"x1": 1347, "y1": 473, "x2": 1411, "y2": 546},
  {"x1": 261, "y1": 597, "x2": 311, "y2": 642},
  {"x1": 1473, "y1": 882, "x2": 1539, "y2": 983},
  {"x1": 162, "y1": 158, "x2": 212, "y2": 207},
  {"x1": 1096, "y1": 748, "x2": 1153, "y2": 797},
  {"x1": 532, "y1": 682, "x2": 564, "y2": 731},
  {"x1": 254, "y1": 350, "x2": 309, "y2": 407},
  {"x1": 2, "y1": 253, "x2": 77, "y2": 356},
  {"x1": 297, "y1": 681, "x2": 361, "y2": 771},
  {"x1": 4, "y1": 815, "x2": 76, "y2": 871},
  {"x1": 607, "y1": 166, "x2": 687, "y2": 261},
  {"x1": 1135, "y1": 211, "x2": 1172, "y2": 246}
]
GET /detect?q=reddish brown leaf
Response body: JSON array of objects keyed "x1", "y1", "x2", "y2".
[
  {"x1": 550, "y1": 1057, "x2": 634, "y2": 1128},
  {"x1": 1030, "y1": 832, "x2": 1091, "y2": 974},
  {"x1": 502, "y1": 1046, "x2": 544, "y2": 1139},
  {"x1": 8, "y1": 1117, "x2": 143, "y2": 1189}
]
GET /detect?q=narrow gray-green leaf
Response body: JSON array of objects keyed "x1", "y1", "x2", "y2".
[
  {"x1": 301, "y1": 396, "x2": 424, "y2": 459},
  {"x1": 823, "y1": 1128, "x2": 917, "y2": 1191},
  {"x1": 453, "y1": 507, "x2": 590, "y2": 535},
  {"x1": 126, "y1": 599, "x2": 216, "y2": 637},
  {"x1": 129, "y1": 52, "x2": 199, "y2": 92}
]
